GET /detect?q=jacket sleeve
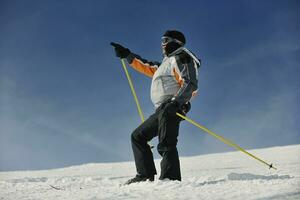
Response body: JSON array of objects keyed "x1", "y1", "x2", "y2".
[
  {"x1": 126, "y1": 53, "x2": 160, "y2": 78},
  {"x1": 172, "y1": 53, "x2": 199, "y2": 106}
]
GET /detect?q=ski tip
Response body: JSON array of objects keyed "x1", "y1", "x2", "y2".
[{"x1": 50, "y1": 185, "x2": 64, "y2": 190}]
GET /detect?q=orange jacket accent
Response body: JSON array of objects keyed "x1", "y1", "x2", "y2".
[
  {"x1": 173, "y1": 68, "x2": 184, "y2": 87},
  {"x1": 130, "y1": 58, "x2": 158, "y2": 78}
]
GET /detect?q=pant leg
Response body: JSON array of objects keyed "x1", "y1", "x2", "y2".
[
  {"x1": 157, "y1": 110, "x2": 182, "y2": 181},
  {"x1": 131, "y1": 113, "x2": 158, "y2": 177}
]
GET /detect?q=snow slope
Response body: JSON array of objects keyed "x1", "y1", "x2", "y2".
[{"x1": 1, "y1": 145, "x2": 299, "y2": 200}]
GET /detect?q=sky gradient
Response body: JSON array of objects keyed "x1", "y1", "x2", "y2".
[{"x1": 0, "y1": 0, "x2": 299, "y2": 171}]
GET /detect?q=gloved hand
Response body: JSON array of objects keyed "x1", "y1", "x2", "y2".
[
  {"x1": 110, "y1": 42, "x2": 131, "y2": 58},
  {"x1": 164, "y1": 100, "x2": 180, "y2": 115},
  {"x1": 181, "y1": 102, "x2": 191, "y2": 114}
]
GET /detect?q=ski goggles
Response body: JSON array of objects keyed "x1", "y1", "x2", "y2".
[{"x1": 161, "y1": 36, "x2": 184, "y2": 46}]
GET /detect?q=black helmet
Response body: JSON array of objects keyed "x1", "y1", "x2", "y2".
[{"x1": 162, "y1": 30, "x2": 186, "y2": 45}]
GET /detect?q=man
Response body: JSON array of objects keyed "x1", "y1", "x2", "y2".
[{"x1": 111, "y1": 30, "x2": 201, "y2": 184}]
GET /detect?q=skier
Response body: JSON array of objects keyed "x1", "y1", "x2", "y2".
[{"x1": 111, "y1": 30, "x2": 201, "y2": 184}]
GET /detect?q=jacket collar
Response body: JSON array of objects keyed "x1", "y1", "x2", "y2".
[
  {"x1": 167, "y1": 47, "x2": 201, "y2": 67},
  {"x1": 168, "y1": 46, "x2": 184, "y2": 57}
]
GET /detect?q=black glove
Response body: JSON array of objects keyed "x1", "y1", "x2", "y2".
[
  {"x1": 110, "y1": 42, "x2": 131, "y2": 58},
  {"x1": 181, "y1": 102, "x2": 191, "y2": 114},
  {"x1": 164, "y1": 100, "x2": 180, "y2": 115}
]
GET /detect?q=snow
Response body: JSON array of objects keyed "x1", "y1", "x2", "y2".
[{"x1": 1, "y1": 145, "x2": 299, "y2": 200}]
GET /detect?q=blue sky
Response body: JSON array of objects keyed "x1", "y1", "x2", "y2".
[{"x1": 0, "y1": 0, "x2": 299, "y2": 171}]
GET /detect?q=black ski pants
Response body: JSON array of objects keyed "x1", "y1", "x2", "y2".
[{"x1": 131, "y1": 102, "x2": 183, "y2": 181}]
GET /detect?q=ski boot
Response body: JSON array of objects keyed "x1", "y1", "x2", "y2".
[{"x1": 124, "y1": 174, "x2": 154, "y2": 185}]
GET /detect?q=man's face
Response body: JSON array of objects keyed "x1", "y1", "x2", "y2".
[
  {"x1": 161, "y1": 36, "x2": 172, "y2": 56},
  {"x1": 161, "y1": 43, "x2": 167, "y2": 55},
  {"x1": 161, "y1": 36, "x2": 183, "y2": 56}
]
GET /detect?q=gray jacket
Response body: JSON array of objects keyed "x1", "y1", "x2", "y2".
[{"x1": 127, "y1": 47, "x2": 201, "y2": 108}]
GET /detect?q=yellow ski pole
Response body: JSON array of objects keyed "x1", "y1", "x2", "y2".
[
  {"x1": 120, "y1": 59, "x2": 145, "y2": 122},
  {"x1": 176, "y1": 112, "x2": 277, "y2": 170},
  {"x1": 120, "y1": 59, "x2": 154, "y2": 148}
]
